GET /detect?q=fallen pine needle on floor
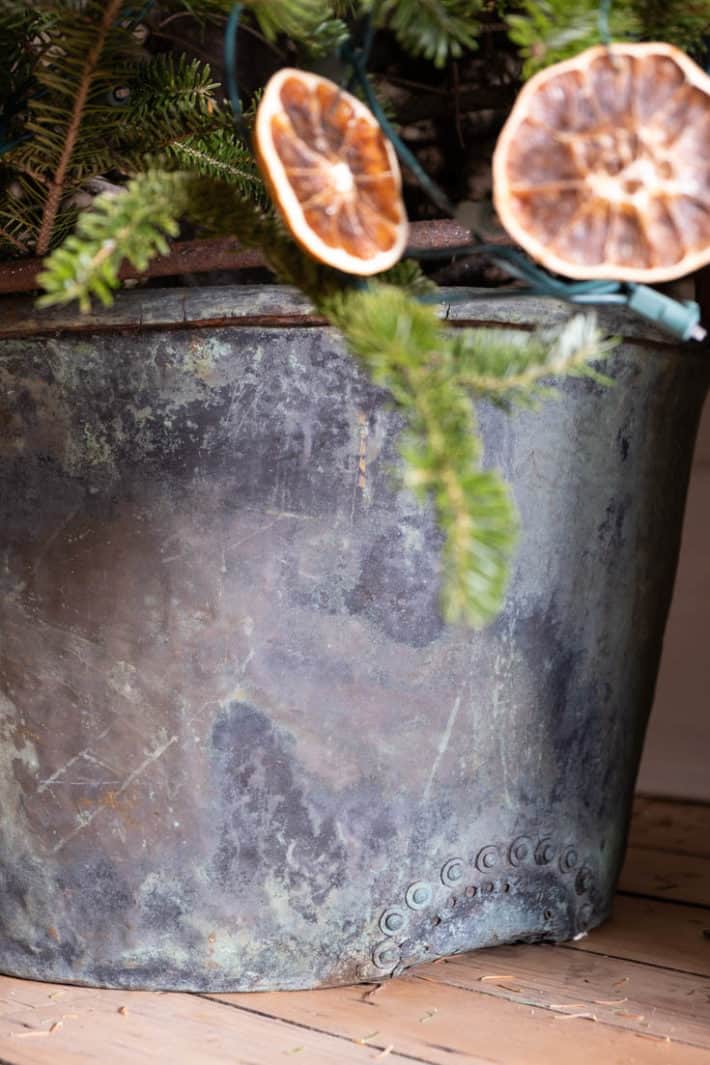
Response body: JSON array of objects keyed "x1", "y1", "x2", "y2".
[
  {"x1": 49, "y1": 1020, "x2": 63, "y2": 1034},
  {"x1": 479, "y1": 974, "x2": 515, "y2": 982},
  {"x1": 548, "y1": 1003, "x2": 587, "y2": 1010},
  {"x1": 10, "y1": 1030, "x2": 52, "y2": 1038},
  {"x1": 419, "y1": 1009, "x2": 438, "y2": 1023},
  {"x1": 375, "y1": 1047, "x2": 394, "y2": 1060},
  {"x1": 554, "y1": 1012, "x2": 598, "y2": 1021},
  {"x1": 356, "y1": 1031, "x2": 380, "y2": 1044},
  {"x1": 593, "y1": 998, "x2": 628, "y2": 1005}
]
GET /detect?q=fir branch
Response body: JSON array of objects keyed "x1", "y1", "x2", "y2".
[
  {"x1": 366, "y1": 0, "x2": 483, "y2": 67},
  {"x1": 632, "y1": 0, "x2": 710, "y2": 53},
  {"x1": 35, "y1": 0, "x2": 125, "y2": 255},
  {"x1": 125, "y1": 53, "x2": 219, "y2": 125},
  {"x1": 507, "y1": 0, "x2": 640, "y2": 77},
  {"x1": 158, "y1": 131, "x2": 264, "y2": 193},
  {"x1": 37, "y1": 171, "x2": 188, "y2": 311},
  {"x1": 450, "y1": 313, "x2": 616, "y2": 404},
  {"x1": 189, "y1": 0, "x2": 342, "y2": 45},
  {"x1": 324, "y1": 284, "x2": 518, "y2": 626}
]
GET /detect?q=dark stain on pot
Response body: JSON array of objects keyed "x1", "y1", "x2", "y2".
[
  {"x1": 597, "y1": 496, "x2": 629, "y2": 555},
  {"x1": 210, "y1": 701, "x2": 347, "y2": 920},
  {"x1": 348, "y1": 522, "x2": 444, "y2": 647},
  {"x1": 617, "y1": 429, "x2": 630, "y2": 462},
  {"x1": 71, "y1": 857, "x2": 134, "y2": 927}
]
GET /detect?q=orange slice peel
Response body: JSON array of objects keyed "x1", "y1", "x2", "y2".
[
  {"x1": 254, "y1": 68, "x2": 408, "y2": 276},
  {"x1": 493, "y1": 43, "x2": 710, "y2": 283}
]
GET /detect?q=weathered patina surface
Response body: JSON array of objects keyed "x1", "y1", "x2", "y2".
[{"x1": 0, "y1": 287, "x2": 706, "y2": 990}]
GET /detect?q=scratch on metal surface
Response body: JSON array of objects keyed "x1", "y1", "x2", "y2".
[
  {"x1": 31, "y1": 508, "x2": 80, "y2": 574},
  {"x1": 51, "y1": 732, "x2": 179, "y2": 853},
  {"x1": 37, "y1": 726, "x2": 113, "y2": 793},
  {"x1": 423, "y1": 693, "x2": 462, "y2": 801}
]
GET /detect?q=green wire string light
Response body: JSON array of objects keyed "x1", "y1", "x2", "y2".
[{"x1": 598, "y1": 0, "x2": 612, "y2": 47}]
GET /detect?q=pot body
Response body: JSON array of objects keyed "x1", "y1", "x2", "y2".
[{"x1": 0, "y1": 287, "x2": 706, "y2": 991}]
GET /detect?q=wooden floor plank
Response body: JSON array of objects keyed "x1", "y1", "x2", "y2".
[
  {"x1": 630, "y1": 798, "x2": 710, "y2": 859},
  {"x1": 210, "y1": 974, "x2": 710, "y2": 1065},
  {"x1": 568, "y1": 894, "x2": 710, "y2": 977},
  {"x1": 411, "y1": 942, "x2": 710, "y2": 1048},
  {"x1": 0, "y1": 976, "x2": 417, "y2": 1065},
  {"x1": 620, "y1": 847, "x2": 710, "y2": 907}
]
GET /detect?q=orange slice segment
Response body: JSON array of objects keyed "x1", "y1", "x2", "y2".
[
  {"x1": 493, "y1": 44, "x2": 710, "y2": 282},
  {"x1": 254, "y1": 68, "x2": 408, "y2": 275}
]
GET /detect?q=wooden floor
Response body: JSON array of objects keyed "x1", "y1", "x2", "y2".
[{"x1": 0, "y1": 797, "x2": 708, "y2": 1064}]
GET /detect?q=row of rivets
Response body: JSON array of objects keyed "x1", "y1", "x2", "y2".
[{"x1": 372, "y1": 840, "x2": 594, "y2": 969}]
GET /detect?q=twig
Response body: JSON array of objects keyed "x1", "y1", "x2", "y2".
[{"x1": 36, "y1": 0, "x2": 124, "y2": 255}]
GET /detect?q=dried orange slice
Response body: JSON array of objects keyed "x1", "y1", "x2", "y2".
[
  {"x1": 254, "y1": 68, "x2": 408, "y2": 275},
  {"x1": 493, "y1": 43, "x2": 710, "y2": 282}
]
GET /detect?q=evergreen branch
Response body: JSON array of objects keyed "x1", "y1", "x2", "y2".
[
  {"x1": 365, "y1": 0, "x2": 483, "y2": 66},
  {"x1": 35, "y1": 0, "x2": 125, "y2": 254},
  {"x1": 450, "y1": 313, "x2": 616, "y2": 404},
  {"x1": 37, "y1": 171, "x2": 188, "y2": 311},
  {"x1": 159, "y1": 131, "x2": 264, "y2": 193},
  {"x1": 632, "y1": 0, "x2": 710, "y2": 53},
  {"x1": 125, "y1": 53, "x2": 220, "y2": 124},
  {"x1": 324, "y1": 284, "x2": 518, "y2": 626},
  {"x1": 507, "y1": 0, "x2": 640, "y2": 77},
  {"x1": 187, "y1": 0, "x2": 342, "y2": 44}
]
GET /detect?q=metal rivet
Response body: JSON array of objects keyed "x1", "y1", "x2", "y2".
[
  {"x1": 372, "y1": 941, "x2": 400, "y2": 970},
  {"x1": 476, "y1": 846, "x2": 499, "y2": 873},
  {"x1": 465, "y1": 885, "x2": 477, "y2": 898},
  {"x1": 406, "y1": 881, "x2": 433, "y2": 910},
  {"x1": 509, "y1": 836, "x2": 533, "y2": 866},
  {"x1": 441, "y1": 858, "x2": 464, "y2": 887},
  {"x1": 379, "y1": 908, "x2": 406, "y2": 936},
  {"x1": 576, "y1": 867, "x2": 594, "y2": 895},
  {"x1": 535, "y1": 838, "x2": 555, "y2": 865},
  {"x1": 577, "y1": 902, "x2": 593, "y2": 930},
  {"x1": 560, "y1": 847, "x2": 578, "y2": 873},
  {"x1": 482, "y1": 880, "x2": 495, "y2": 894}
]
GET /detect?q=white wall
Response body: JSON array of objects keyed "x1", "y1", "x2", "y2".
[{"x1": 636, "y1": 397, "x2": 710, "y2": 800}]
